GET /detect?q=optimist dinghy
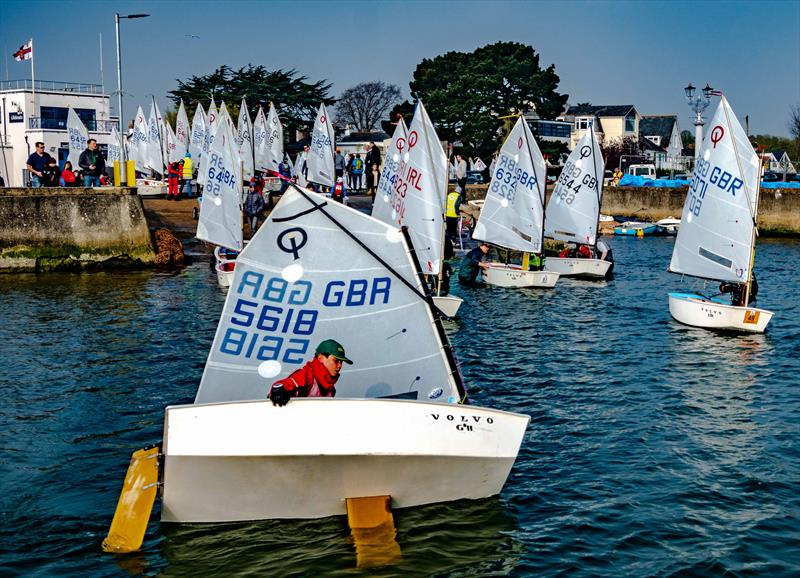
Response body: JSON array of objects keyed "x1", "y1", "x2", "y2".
[
  {"x1": 472, "y1": 116, "x2": 559, "y2": 289},
  {"x1": 544, "y1": 126, "x2": 612, "y2": 279},
  {"x1": 104, "y1": 185, "x2": 529, "y2": 551},
  {"x1": 371, "y1": 101, "x2": 463, "y2": 316},
  {"x1": 667, "y1": 95, "x2": 773, "y2": 333}
]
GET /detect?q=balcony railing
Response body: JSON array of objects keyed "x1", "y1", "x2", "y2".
[
  {"x1": 28, "y1": 117, "x2": 119, "y2": 132},
  {"x1": 0, "y1": 79, "x2": 106, "y2": 95}
]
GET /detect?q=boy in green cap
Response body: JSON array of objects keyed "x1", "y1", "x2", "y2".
[{"x1": 268, "y1": 339, "x2": 353, "y2": 406}]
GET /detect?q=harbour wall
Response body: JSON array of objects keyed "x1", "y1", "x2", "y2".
[
  {"x1": 0, "y1": 187, "x2": 156, "y2": 272},
  {"x1": 464, "y1": 185, "x2": 800, "y2": 236}
]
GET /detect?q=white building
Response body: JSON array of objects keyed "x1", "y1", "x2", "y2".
[{"x1": 0, "y1": 79, "x2": 118, "y2": 186}]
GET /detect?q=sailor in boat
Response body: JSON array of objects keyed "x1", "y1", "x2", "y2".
[
  {"x1": 458, "y1": 242, "x2": 491, "y2": 287},
  {"x1": 595, "y1": 238, "x2": 614, "y2": 274},
  {"x1": 267, "y1": 339, "x2": 353, "y2": 406},
  {"x1": 719, "y1": 274, "x2": 758, "y2": 307}
]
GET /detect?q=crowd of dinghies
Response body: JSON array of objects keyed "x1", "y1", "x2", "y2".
[{"x1": 102, "y1": 94, "x2": 773, "y2": 556}]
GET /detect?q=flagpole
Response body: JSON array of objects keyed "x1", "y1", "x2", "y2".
[{"x1": 30, "y1": 39, "x2": 35, "y2": 114}]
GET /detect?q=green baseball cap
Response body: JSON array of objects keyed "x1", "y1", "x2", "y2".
[{"x1": 315, "y1": 339, "x2": 353, "y2": 364}]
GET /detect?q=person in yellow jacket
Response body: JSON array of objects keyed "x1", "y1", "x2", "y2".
[
  {"x1": 445, "y1": 186, "x2": 463, "y2": 243},
  {"x1": 181, "y1": 152, "x2": 194, "y2": 197}
]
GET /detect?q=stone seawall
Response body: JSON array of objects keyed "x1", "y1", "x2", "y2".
[
  {"x1": 0, "y1": 187, "x2": 156, "y2": 272},
  {"x1": 463, "y1": 185, "x2": 800, "y2": 235}
]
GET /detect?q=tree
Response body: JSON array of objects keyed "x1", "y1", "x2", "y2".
[
  {"x1": 336, "y1": 81, "x2": 401, "y2": 132},
  {"x1": 681, "y1": 130, "x2": 695, "y2": 147},
  {"x1": 407, "y1": 42, "x2": 568, "y2": 159},
  {"x1": 601, "y1": 136, "x2": 643, "y2": 172},
  {"x1": 169, "y1": 65, "x2": 334, "y2": 137},
  {"x1": 789, "y1": 105, "x2": 800, "y2": 158}
]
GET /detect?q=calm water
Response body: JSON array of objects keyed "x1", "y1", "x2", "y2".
[{"x1": 1, "y1": 237, "x2": 799, "y2": 577}]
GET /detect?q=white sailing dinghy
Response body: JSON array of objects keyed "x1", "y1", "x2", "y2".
[
  {"x1": 668, "y1": 95, "x2": 773, "y2": 333},
  {"x1": 195, "y1": 113, "x2": 243, "y2": 288},
  {"x1": 544, "y1": 127, "x2": 612, "y2": 279},
  {"x1": 371, "y1": 105, "x2": 463, "y2": 317},
  {"x1": 472, "y1": 116, "x2": 559, "y2": 288},
  {"x1": 104, "y1": 184, "x2": 528, "y2": 550},
  {"x1": 307, "y1": 102, "x2": 336, "y2": 189}
]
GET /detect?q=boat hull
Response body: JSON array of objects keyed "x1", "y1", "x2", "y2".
[
  {"x1": 161, "y1": 399, "x2": 530, "y2": 522},
  {"x1": 545, "y1": 257, "x2": 611, "y2": 279},
  {"x1": 215, "y1": 260, "x2": 234, "y2": 288},
  {"x1": 483, "y1": 263, "x2": 559, "y2": 288},
  {"x1": 614, "y1": 223, "x2": 657, "y2": 236},
  {"x1": 432, "y1": 295, "x2": 463, "y2": 318},
  {"x1": 668, "y1": 292, "x2": 774, "y2": 333}
]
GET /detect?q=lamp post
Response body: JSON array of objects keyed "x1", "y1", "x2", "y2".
[
  {"x1": 684, "y1": 82, "x2": 713, "y2": 160},
  {"x1": 114, "y1": 13, "x2": 149, "y2": 185}
]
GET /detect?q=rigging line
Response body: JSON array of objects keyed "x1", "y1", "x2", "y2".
[
  {"x1": 288, "y1": 185, "x2": 446, "y2": 316},
  {"x1": 521, "y1": 117, "x2": 546, "y2": 254}
]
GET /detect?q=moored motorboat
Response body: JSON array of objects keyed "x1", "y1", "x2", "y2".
[
  {"x1": 614, "y1": 221, "x2": 657, "y2": 236},
  {"x1": 656, "y1": 217, "x2": 680, "y2": 235}
]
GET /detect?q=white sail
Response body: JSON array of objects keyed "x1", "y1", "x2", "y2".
[
  {"x1": 165, "y1": 122, "x2": 180, "y2": 164},
  {"x1": 174, "y1": 99, "x2": 190, "y2": 160},
  {"x1": 107, "y1": 126, "x2": 122, "y2": 165},
  {"x1": 396, "y1": 100, "x2": 448, "y2": 275},
  {"x1": 145, "y1": 101, "x2": 163, "y2": 173},
  {"x1": 194, "y1": 185, "x2": 463, "y2": 405},
  {"x1": 544, "y1": 128, "x2": 604, "y2": 246},
  {"x1": 473, "y1": 116, "x2": 547, "y2": 253},
  {"x1": 306, "y1": 103, "x2": 335, "y2": 187},
  {"x1": 371, "y1": 117, "x2": 408, "y2": 224},
  {"x1": 219, "y1": 101, "x2": 232, "y2": 128},
  {"x1": 473, "y1": 157, "x2": 487, "y2": 171},
  {"x1": 669, "y1": 96, "x2": 760, "y2": 284},
  {"x1": 237, "y1": 98, "x2": 255, "y2": 181},
  {"x1": 196, "y1": 117, "x2": 243, "y2": 252},
  {"x1": 255, "y1": 103, "x2": 283, "y2": 174},
  {"x1": 66, "y1": 108, "x2": 88, "y2": 168},
  {"x1": 129, "y1": 106, "x2": 149, "y2": 173},
  {"x1": 189, "y1": 103, "x2": 206, "y2": 162},
  {"x1": 199, "y1": 101, "x2": 218, "y2": 187}
]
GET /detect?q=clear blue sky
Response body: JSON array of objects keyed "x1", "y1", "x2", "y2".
[{"x1": 2, "y1": 0, "x2": 798, "y2": 137}]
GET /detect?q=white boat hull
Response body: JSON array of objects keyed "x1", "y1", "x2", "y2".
[
  {"x1": 215, "y1": 260, "x2": 234, "y2": 288},
  {"x1": 483, "y1": 263, "x2": 559, "y2": 288},
  {"x1": 668, "y1": 292, "x2": 774, "y2": 333},
  {"x1": 161, "y1": 399, "x2": 530, "y2": 523},
  {"x1": 545, "y1": 257, "x2": 611, "y2": 279},
  {"x1": 432, "y1": 295, "x2": 463, "y2": 318}
]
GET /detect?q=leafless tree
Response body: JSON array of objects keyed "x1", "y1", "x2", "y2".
[
  {"x1": 336, "y1": 82, "x2": 401, "y2": 132},
  {"x1": 790, "y1": 105, "x2": 800, "y2": 140}
]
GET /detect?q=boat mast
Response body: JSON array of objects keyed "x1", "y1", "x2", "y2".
[
  {"x1": 721, "y1": 96, "x2": 759, "y2": 305},
  {"x1": 521, "y1": 115, "x2": 546, "y2": 265},
  {"x1": 590, "y1": 126, "x2": 602, "y2": 251}
]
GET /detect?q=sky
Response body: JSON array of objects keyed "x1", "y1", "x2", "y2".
[{"x1": 1, "y1": 0, "x2": 799, "y2": 138}]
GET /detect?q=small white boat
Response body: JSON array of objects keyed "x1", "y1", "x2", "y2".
[
  {"x1": 473, "y1": 116, "x2": 559, "y2": 289},
  {"x1": 214, "y1": 259, "x2": 234, "y2": 288},
  {"x1": 545, "y1": 257, "x2": 611, "y2": 279},
  {"x1": 667, "y1": 95, "x2": 773, "y2": 333},
  {"x1": 135, "y1": 178, "x2": 167, "y2": 197},
  {"x1": 161, "y1": 398, "x2": 528, "y2": 522},
  {"x1": 668, "y1": 292, "x2": 773, "y2": 333},
  {"x1": 483, "y1": 263, "x2": 558, "y2": 288},
  {"x1": 432, "y1": 295, "x2": 463, "y2": 318},
  {"x1": 656, "y1": 217, "x2": 681, "y2": 235}
]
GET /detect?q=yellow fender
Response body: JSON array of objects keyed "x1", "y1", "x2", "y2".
[{"x1": 102, "y1": 445, "x2": 160, "y2": 553}]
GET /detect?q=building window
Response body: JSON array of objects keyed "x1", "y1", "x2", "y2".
[
  {"x1": 40, "y1": 106, "x2": 97, "y2": 130},
  {"x1": 625, "y1": 113, "x2": 635, "y2": 132},
  {"x1": 575, "y1": 117, "x2": 591, "y2": 130},
  {"x1": 646, "y1": 136, "x2": 660, "y2": 146},
  {"x1": 533, "y1": 121, "x2": 571, "y2": 138}
]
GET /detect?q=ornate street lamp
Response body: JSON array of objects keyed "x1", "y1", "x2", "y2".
[{"x1": 684, "y1": 82, "x2": 713, "y2": 159}]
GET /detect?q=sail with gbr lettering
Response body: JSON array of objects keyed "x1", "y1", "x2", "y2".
[
  {"x1": 237, "y1": 98, "x2": 254, "y2": 181},
  {"x1": 189, "y1": 103, "x2": 206, "y2": 165},
  {"x1": 473, "y1": 116, "x2": 547, "y2": 252},
  {"x1": 107, "y1": 126, "x2": 122, "y2": 165},
  {"x1": 255, "y1": 103, "x2": 283, "y2": 174},
  {"x1": 544, "y1": 127, "x2": 604, "y2": 246},
  {"x1": 371, "y1": 117, "x2": 407, "y2": 225},
  {"x1": 394, "y1": 100, "x2": 447, "y2": 275},
  {"x1": 129, "y1": 106, "x2": 149, "y2": 172},
  {"x1": 669, "y1": 96, "x2": 760, "y2": 283},
  {"x1": 194, "y1": 185, "x2": 464, "y2": 405},
  {"x1": 196, "y1": 114, "x2": 243, "y2": 252},
  {"x1": 306, "y1": 103, "x2": 335, "y2": 187},
  {"x1": 66, "y1": 107, "x2": 88, "y2": 168}
]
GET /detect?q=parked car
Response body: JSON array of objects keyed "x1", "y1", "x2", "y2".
[
  {"x1": 762, "y1": 171, "x2": 780, "y2": 182},
  {"x1": 466, "y1": 170, "x2": 484, "y2": 184}
]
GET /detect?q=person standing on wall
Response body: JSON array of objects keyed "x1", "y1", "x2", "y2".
[
  {"x1": 26, "y1": 142, "x2": 52, "y2": 188},
  {"x1": 78, "y1": 139, "x2": 106, "y2": 187}
]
